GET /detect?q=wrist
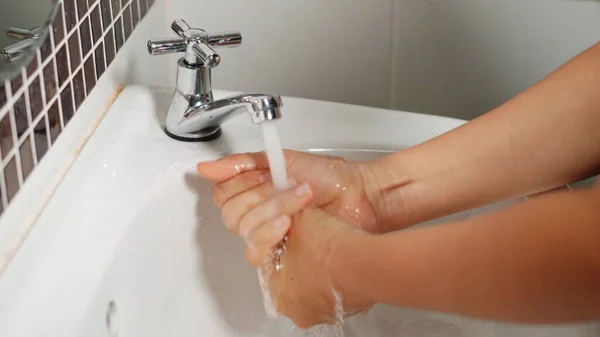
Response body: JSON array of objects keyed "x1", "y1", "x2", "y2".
[{"x1": 358, "y1": 154, "x2": 414, "y2": 232}]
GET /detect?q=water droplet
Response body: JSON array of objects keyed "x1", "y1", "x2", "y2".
[{"x1": 233, "y1": 162, "x2": 257, "y2": 174}]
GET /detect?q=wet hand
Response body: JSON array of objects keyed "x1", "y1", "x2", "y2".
[
  {"x1": 196, "y1": 150, "x2": 382, "y2": 237},
  {"x1": 242, "y1": 192, "x2": 374, "y2": 329}
]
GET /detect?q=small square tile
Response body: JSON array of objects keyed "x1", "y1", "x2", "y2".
[
  {"x1": 64, "y1": 0, "x2": 78, "y2": 33},
  {"x1": 48, "y1": 100, "x2": 62, "y2": 144},
  {"x1": 72, "y1": 70, "x2": 86, "y2": 110},
  {"x1": 0, "y1": 112, "x2": 14, "y2": 160},
  {"x1": 60, "y1": 84, "x2": 75, "y2": 126},
  {"x1": 139, "y1": 0, "x2": 148, "y2": 18},
  {"x1": 91, "y1": 5, "x2": 103, "y2": 43},
  {"x1": 83, "y1": 55, "x2": 96, "y2": 95},
  {"x1": 80, "y1": 17, "x2": 92, "y2": 57},
  {"x1": 4, "y1": 156, "x2": 19, "y2": 202},
  {"x1": 77, "y1": 0, "x2": 88, "y2": 19},
  {"x1": 10, "y1": 71, "x2": 24, "y2": 95},
  {"x1": 13, "y1": 94, "x2": 29, "y2": 137},
  {"x1": 111, "y1": 0, "x2": 121, "y2": 19},
  {"x1": 56, "y1": 45, "x2": 70, "y2": 87},
  {"x1": 132, "y1": 0, "x2": 140, "y2": 27},
  {"x1": 68, "y1": 33, "x2": 82, "y2": 72},
  {"x1": 123, "y1": 5, "x2": 133, "y2": 40},
  {"x1": 33, "y1": 117, "x2": 49, "y2": 162},
  {"x1": 19, "y1": 135, "x2": 35, "y2": 181},
  {"x1": 40, "y1": 35, "x2": 53, "y2": 60},
  {"x1": 114, "y1": 17, "x2": 124, "y2": 51},
  {"x1": 52, "y1": 3, "x2": 66, "y2": 46},
  {"x1": 26, "y1": 52, "x2": 40, "y2": 78},
  {"x1": 43, "y1": 59, "x2": 58, "y2": 104},
  {"x1": 94, "y1": 42, "x2": 106, "y2": 78},
  {"x1": 100, "y1": 0, "x2": 112, "y2": 29},
  {"x1": 0, "y1": 82, "x2": 7, "y2": 110},
  {"x1": 28, "y1": 76, "x2": 44, "y2": 120},
  {"x1": 104, "y1": 28, "x2": 116, "y2": 65}
]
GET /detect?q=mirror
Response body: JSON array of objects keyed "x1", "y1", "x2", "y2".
[{"x1": 0, "y1": 1, "x2": 57, "y2": 81}]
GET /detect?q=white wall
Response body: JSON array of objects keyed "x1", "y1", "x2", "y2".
[
  {"x1": 393, "y1": 0, "x2": 600, "y2": 119},
  {"x1": 142, "y1": 0, "x2": 600, "y2": 119}
]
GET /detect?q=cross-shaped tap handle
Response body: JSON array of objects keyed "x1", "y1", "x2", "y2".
[{"x1": 147, "y1": 19, "x2": 242, "y2": 68}]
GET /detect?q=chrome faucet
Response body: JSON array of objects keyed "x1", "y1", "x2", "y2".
[
  {"x1": 147, "y1": 19, "x2": 283, "y2": 141},
  {"x1": 2, "y1": 27, "x2": 43, "y2": 62}
]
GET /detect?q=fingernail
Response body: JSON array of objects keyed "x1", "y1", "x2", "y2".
[
  {"x1": 259, "y1": 173, "x2": 271, "y2": 183},
  {"x1": 273, "y1": 215, "x2": 290, "y2": 231},
  {"x1": 294, "y1": 183, "x2": 311, "y2": 197}
]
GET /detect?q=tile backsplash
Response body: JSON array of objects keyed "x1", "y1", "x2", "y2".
[{"x1": 0, "y1": 0, "x2": 156, "y2": 216}]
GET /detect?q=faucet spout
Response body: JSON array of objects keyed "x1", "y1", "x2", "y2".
[{"x1": 164, "y1": 93, "x2": 283, "y2": 141}]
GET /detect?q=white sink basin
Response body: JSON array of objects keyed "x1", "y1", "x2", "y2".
[{"x1": 0, "y1": 86, "x2": 596, "y2": 337}]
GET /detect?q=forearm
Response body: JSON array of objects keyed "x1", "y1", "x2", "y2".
[
  {"x1": 367, "y1": 42, "x2": 600, "y2": 231},
  {"x1": 334, "y1": 188, "x2": 600, "y2": 323}
]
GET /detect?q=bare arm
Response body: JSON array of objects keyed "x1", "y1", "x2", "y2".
[
  {"x1": 364, "y1": 42, "x2": 600, "y2": 232},
  {"x1": 333, "y1": 186, "x2": 600, "y2": 323}
]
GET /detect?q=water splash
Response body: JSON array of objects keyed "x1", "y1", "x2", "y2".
[{"x1": 257, "y1": 267, "x2": 278, "y2": 319}]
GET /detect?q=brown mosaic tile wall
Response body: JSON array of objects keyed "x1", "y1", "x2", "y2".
[{"x1": 0, "y1": 0, "x2": 156, "y2": 216}]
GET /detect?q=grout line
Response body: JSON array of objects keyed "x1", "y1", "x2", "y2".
[
  {"x1": 37, "y1": 48, "x2": 49, "y2": 153},
  {"x1": 6, "y1": 85, "x2": 18, "y2": 174},
  {"x1": 35, "y1": 49, "x2": 50, "y2": 160},
  {"x1": 43, "y1": 112, "x2": 51, "y2": 150},
  {"x1": 12, "y1": 132, "x2": 23, "y2": 190},
  {"x1": 22, "y1": 74, "x2": 37, "y2": 169},
  {"x1": 29, "y1": 130, "x2": 38, "y2": 168},
  {"x1": 37, "y1": 49, "x2": 47, "y2": 111}
]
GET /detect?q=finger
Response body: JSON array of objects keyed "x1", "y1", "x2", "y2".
[
  {"x1": 197, "y1": 152, "x2": 271, "y2": 183},
  {"x1": 239, "y1": 183, "x2": 314, "y2": 238},
  {"x1": 212, "y1": 170, "x2": 270, "y2": 208},
  {"x1": 245, "y1": 215, "x2": 291, "y2": 267},
  {"x1": 220, "y1": 181, "x2": 277, "y2": 234}
]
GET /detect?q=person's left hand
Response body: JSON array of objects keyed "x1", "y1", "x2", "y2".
[{"x1": 241, "y1": 184, "x2": 375, "y2": 329}]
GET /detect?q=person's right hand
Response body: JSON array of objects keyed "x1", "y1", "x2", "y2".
[{"x1": 196, "y1": 150, "x2": 384, "y2": 237}]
